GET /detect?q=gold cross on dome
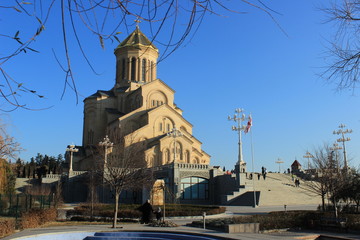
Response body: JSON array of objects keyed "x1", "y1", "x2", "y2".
[{"x1": 134, "y1": 18, "x2": 141, "y2": 29}]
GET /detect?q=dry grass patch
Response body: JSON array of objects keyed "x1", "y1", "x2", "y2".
[{"x1": 0, "y1": 218, "x2": 16, "y2": 238}]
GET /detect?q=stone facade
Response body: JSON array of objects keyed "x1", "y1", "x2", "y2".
[{"x1": 69, "y1": 27, "x2": 215, "y2": 204}]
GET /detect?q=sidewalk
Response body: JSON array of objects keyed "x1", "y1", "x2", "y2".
[{"x1": 3, "y1": 218, "x2": 360, "y2": 240}]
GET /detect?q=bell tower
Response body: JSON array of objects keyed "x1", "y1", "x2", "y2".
[{"x1": 114, "y1": 26, "x2": 159, "y2": 88}]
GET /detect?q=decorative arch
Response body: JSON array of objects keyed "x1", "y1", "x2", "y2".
[
  {"x1": 147, "y1": 90, "x2": 168, "y2": 108},
  {"x1": 154, "y1": 116, "x2": 174, "y2": 135}
]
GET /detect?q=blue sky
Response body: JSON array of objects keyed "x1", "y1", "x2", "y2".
[{"x1": 2, "y1": 0, "x2": 359, "y2": 172}]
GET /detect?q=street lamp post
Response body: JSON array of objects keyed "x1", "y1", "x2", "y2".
[
  {"x1": 333, "y1": 124, "x2": 352, "y2": 170},
  {"x1": 228, "y1": 108, "x2": 250, "y2": 187},
  {"x1": 66, "y1": 144, "x2": 78, "y2": 174},
  {"x1": 167, "y1": 126, "x2": 183, "y2": 162},
  {"x1": 99, "y1": 135, "x2": 114, "y2": 166},
  {"x1": 303, "y1": 151, "x2": 314, "y2": 170},
  {"x1": 275, "y1": 158, "x2": 284, "y2": 173}
]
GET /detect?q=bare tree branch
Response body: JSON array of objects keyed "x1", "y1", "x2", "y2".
[
  {"x1": 1, "y1": 0, "x2": 283, "y2": 111},
  {"x1": 0, "y1": 122, "x2": 22, "y2": 161},
  {"x1": 321, "y1": 0, "x2": 360, "y2": 92}
]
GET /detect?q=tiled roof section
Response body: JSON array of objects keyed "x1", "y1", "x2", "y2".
[
  {"x1": 115, "y1": 86, "x2": 129, "y2": 93},
  {"x1": 89, "y1": 90, "x2": 115, "y2": 98},
  {"x1": 116, "y1": 26, "x2": 157, "y2": 50},
  {"x1": 105, "y1": 108, "x2": 125, "y2": 116},
  {"x1": 291, "y1": 160, "x2": 302, "y2": 167}
]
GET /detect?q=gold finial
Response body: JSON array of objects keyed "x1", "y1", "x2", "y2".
[{"x1": 134, "y1": 18, "x2": 141, "y2": 29}]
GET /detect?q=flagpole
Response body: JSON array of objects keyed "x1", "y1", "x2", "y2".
[{"x1": 250, "y1": 116, "x2": 257, "y2": 208}]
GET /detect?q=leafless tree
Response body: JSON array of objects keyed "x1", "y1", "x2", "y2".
[
  {"x1": 98, "y1": 131, "x2": 154, "y2": 228},
  {"x1": 84, "y1": 169, "x2": 102, "y2": 218},
  {"x1": 0, "y1": 0, "x2": 282, "y2": 111},
  {"x1": 321, "y1": 0, "x2": 360, "y2": 92},
  {"x1": 302, "y1": 144, "x2": 347, "y2": 216},
  {"x1": 0, "y1": 122, "x2": 21, "y2": 161}
]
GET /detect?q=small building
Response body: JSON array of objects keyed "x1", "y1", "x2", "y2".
[{"x1": 291, "y1": 160, "x2": 302, "y2": 174}]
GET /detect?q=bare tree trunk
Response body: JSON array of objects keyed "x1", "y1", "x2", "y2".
[
  {"x1": 334, "y1": 196, "x2": 338, "y2": 218},
  {"x1": 113, "y1": 193, "x2": 119, "y2": 228},
  {"x1": 322, "y1": 194, "x2": 325, "y2": 212}
]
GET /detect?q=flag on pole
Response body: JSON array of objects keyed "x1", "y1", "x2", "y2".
[{"x1": 244, "y1": 115, "x2": 252, "y2": 134}]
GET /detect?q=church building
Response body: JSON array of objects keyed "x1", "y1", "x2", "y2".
[{"x1": 70, "y1": 26, "x2": 217, "y2": 204}]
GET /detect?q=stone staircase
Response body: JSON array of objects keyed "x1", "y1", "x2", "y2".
[{"x1": 222, "y1": 173, "x2": 321, "y2": 206}]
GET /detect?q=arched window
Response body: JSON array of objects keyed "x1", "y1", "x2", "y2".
[
  {"x1": 172, "y1": 142, "x2": 182, "y2": 161},
  {"x1": 122, "y1": 59, "x2": 126, "y2": 79},
  {"x1": 131, "y1": 57, "x2": 136, "y2": 81},
  {"x1": 185, "y1": 150, "x2": 190, "y2": 163},
  {"x1": 181, "y1": 177, "x2": 209, "y2": 200},
  {"x1": 142, "y1": 59, "x2": 147, "y2": 82},
  {"x1": 159, "y1": 123, "x2": 163, "y2": 131},
  {"x1": 150, "y1": 61, "x2": 154, "y2": 81}
]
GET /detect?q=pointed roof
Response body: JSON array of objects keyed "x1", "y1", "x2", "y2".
[
  {"x1": 291, "y1": 160, "x2": 302, "y2": 167},
  {"x1": 116, "y1": 26, "x2": 157, "y2": 50}
]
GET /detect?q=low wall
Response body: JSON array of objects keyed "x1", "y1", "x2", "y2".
[{"x1": 225, "y1": 223, "x2": 260, "y2": 233}]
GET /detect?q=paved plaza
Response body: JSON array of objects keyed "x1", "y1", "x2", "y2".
[{"x1": 3, "y1": 205, "x2": 360, "y2": 240}]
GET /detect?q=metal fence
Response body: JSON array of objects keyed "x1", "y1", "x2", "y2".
[{"x1": 0, "y1": 193, "x2": 53, "y2": 219}]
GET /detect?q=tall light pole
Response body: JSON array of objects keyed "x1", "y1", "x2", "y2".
[
  {"x1": 303, "y1": 151, "x2": 314, "y2": 170},
  {"x1": 333, "y1": 124, "x2": 352, "y2": 170},
  {"x1": 99, "y1": 135, "x2": 113, "y2": 166},
  {"x1": 228, "y1": 108, "x2": 247, "y2": 166},
  {"x1": 167, "y1": 125, "x2": 182, "y2": 163},
  {"x1": 66, "y1": 144, "x2": 78, "y2": 174},
  {"x1": 330, "y1": 142, "x2": 342, "y2": 170},
  {"x1": 275, "y1": 158, "x2": 284, "y2": 173}
]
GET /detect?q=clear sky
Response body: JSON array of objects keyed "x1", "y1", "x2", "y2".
[{"x1": 2, "y1": 0, "x2": 359, "y2": 172}]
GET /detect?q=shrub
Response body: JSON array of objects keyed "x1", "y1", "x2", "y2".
[
  {"x1": 20, "y1": 208, "x2": 57, "y2": 229},
  {"x1": 0, "y1": 219, "x2": 15, "y2": 238},
  {"x1": 344, "y1": 214, "x2": 360, "y2": 230},
  {"x1": 67, "y1": 203, "x2": 225, "y2": 220}
]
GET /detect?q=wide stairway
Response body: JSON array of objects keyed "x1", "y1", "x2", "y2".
[{"x1": 229, "y1": 173, "x2": 321, "y2": 206}]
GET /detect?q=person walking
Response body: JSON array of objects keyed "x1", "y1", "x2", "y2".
[
  {"x1": 138, "y1": 200, "x2": 153, "y2": 224},
  {"x1": 154, "y1": 207, "x2": 162, "y2": 222}
]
